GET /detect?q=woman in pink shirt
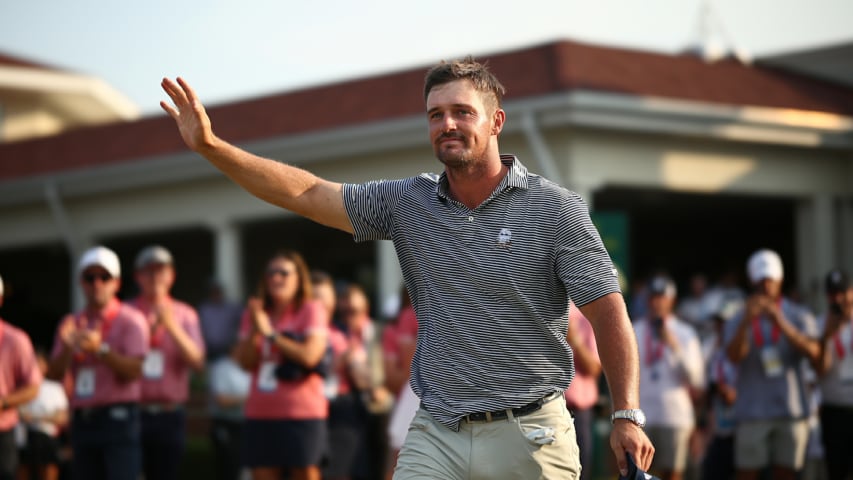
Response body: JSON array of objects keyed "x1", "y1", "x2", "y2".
[
  {"x1": 565, "y1": 302, "x2": 602, "y2": 480},
  {"x1": 235, "y1": 250, "x2": 329, "y2": 480}
]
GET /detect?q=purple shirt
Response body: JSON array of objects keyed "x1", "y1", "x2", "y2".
[
  {"x1": 197, "y1": 300, "x2": 242, "y2": 359},
  {"x1": 0, "y1": 320, "x2": 42, "y2": 430}
]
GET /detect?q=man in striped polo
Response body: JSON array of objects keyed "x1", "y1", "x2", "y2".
[{"x1": 161, "y1": 56, "x2": 654, "y2": 479}]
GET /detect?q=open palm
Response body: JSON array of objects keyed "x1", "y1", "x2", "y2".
[{"x1": 160, "y1": 77, "x2": 215, "y2": 152}]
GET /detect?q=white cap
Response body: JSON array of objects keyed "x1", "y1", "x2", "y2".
[
  {"x1": 135, "y1": 245, "x2": 173, "y2": 270},
  {"x1": 747, "y1": 248, "x2": 783, "y2": 283},
  {"x1": 78, "y1": 246, "x2": 121, "y2": 278},
  {"x1": 648, "y1": 275, "x2": 677, "y2": 298}
]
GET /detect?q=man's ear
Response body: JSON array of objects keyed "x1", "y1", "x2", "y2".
[{"x1": 492, "y1": 109, "x2": 506, "y2": 136}]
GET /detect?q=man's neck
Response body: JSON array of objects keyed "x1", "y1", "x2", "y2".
[
  {"x1": 445, "y1": 156, "x2": 508, "y2": 210},
  {"x1": 86, "y1": 297, "x2": 117, "y2": 316}
]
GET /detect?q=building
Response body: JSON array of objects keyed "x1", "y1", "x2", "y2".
[{"x1": 1, "y1": 39, "x2": 851, "y2": 346}]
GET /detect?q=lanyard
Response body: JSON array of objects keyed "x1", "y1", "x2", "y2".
[
  {"x1": 644, "y1": 323, "x2": 664, "y2": 366},
  {"x1": 74, "y1": 299, "x2": 120, "y2": 362},
  {"x1": 832, "y1": 319, "x2": 853, "y2": 359},
  {"x1": 713, "y1": 352, "x2": 732, "y2": 386},
  {"x1": 132, "y1": 297, "x2": 173, "y2": 347},
  {"x1": 751, "y1": 298, "x2": 783, "y2": 348}
]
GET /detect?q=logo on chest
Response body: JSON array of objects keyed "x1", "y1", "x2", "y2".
[{"x1": 496, "y1": 228, "x2": 513, "y2": 250}]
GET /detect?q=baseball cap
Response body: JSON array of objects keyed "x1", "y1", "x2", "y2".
[
  {"x1": 825, "y1": 268, "x2": 851, "y2": 294},
  {"x1": 135, "y1": 245, "x2": 173, "y2": 270},
  {"x1": 746, "y1": 249, "x2": 783, "y2": 284},
  {"x1": 648, "y1": 275, "x2": 676, "y2": 298},
  {"x1": 78, "y1": 246, "x2": 121, "y2": 278},
  {"x1": 619, "y1": 452, "x2": 660, "y2": 480}
]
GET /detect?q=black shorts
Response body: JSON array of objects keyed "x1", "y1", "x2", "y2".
[
  {"x1": 19, "y1": 429, "x2": 61, "y2": 466},
  {"x1": 241, "y1": 418, "x2": 327, "y2": 468}
]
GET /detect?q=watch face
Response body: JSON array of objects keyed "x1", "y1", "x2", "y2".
[{"x1": 634, "y1": 409, "x2": 646, "y2": 426}]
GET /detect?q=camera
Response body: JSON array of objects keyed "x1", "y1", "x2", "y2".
[
  {"x1": 829, "y1": 302, "x2": 843, "y2": 316},
  {"x1": 273, "y1": 331, "x2": 334, "y2": 381}
]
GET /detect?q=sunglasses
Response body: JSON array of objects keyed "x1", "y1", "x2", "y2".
[
  {"x1": 82, "y1": 272, "x2": 113, "y2": 284},
  {"x1": 266, "y1": 268, "x2": 295, "y2": 278}
]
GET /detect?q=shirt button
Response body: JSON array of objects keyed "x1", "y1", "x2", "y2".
[{"x1": 468, "y1": 216, "x2": 474, "y2": 222}]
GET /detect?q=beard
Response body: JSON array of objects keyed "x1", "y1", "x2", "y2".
[{"x1": 434, "y1": 132, "x2": 483, "y2": 168}]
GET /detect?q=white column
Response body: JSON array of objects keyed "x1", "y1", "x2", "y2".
[
  {"x1": 211, "y1": 220, "x2": 244, "y2": 302},
  {"x1": 796, "y1": 194, "x2": 836, "y2": 309},
  {"x1": 375, "y1": 240, "x2": 403, "y2": 320},
  {"x1": 813, "y1": 193, "x2": 836, "y2": 285}
]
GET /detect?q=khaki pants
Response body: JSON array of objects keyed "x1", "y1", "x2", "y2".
[{"x1": 393, "y1": 395, "x2": 580, "y2": 480}]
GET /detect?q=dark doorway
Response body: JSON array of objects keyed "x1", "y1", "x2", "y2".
[
  {"x1": 0, "y1": 242, "x2": 71, "y2": 349},
  {"x1": 593, "y1": 187, "x2": 797, "y2": 295},
  {"x1": 102, "y1": 227, "x2": 215, "y2": 306}
]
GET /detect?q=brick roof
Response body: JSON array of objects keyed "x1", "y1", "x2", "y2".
[
  {"x1": 0, "y1": 51, "x2": 58, "y2": 70},
  {"x1": 2, "y1": 39, "x2": 852, "y2": 182}
]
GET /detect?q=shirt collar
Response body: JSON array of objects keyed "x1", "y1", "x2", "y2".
[{"x1": 436, "y1": 154, "x2": 529, "y2": 201}]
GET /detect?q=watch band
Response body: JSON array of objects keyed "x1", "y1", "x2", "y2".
[{"x1": 610, "y1": 408, "x2": 646, "y2": 428}]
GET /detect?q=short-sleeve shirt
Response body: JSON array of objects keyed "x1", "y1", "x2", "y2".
[
  {"x1": 0, "y1": 320, "x2": 42, "y2": 431},
  {"x1": 722, "y1": 297, "x2": 818, "y2": 421},
  {"x1": 240, "y1": 300, "x2": 329, "y2": 420},
  {"x1": 635, "y1": 315, "x2": 705, "y2": 428},
  {"x1": 564, "y1": 304, "x2": 600, "y2": 411},
  {"x1": 130, "y1": 296, "x2": 206, "y2": 404},
  {"x1": 343, "y1": 155, "x2": 620, "y2": 429},
  {"x1": 50, "y1": 299, "x2": 149, "y2": 409},
  {"x1": 206, "y1": 356, "x2": 250, "y2": 421},
  {"x1": 18, "y1": 379, "x2": 68, "y2": 437},
  {"x1": 816, "y1": 312, "x2": 853, "y2": 407}
]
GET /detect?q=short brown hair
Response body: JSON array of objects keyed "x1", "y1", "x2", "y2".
[{"x1": 423, "y1": 56, "x2": 506, "y2": 111}]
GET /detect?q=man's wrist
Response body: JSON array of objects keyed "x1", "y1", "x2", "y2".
[{"x1": 611, "y1": 408, "x2": 646, "y2": 428}]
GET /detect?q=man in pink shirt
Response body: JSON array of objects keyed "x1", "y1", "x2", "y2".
[
  {"x1": 0, "y1": 273, "x2": 42, "y2": 480},
  {"x1": 565, "y1": 302, "x2": 602, "y2": 480},
  {"x1": 129, "y1": 245, "x2": 205, "y2": 480},
  {"x1": 47, "y1": 246, "x2": 149, "y2": 480}
]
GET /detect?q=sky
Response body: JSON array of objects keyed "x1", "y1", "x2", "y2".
[{"x1": 1, "y1": 0, "x2": 851, "y2": 116}]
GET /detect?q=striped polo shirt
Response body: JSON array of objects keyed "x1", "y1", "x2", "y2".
[{"x1": 343, "y1": 155, "x2": 620, "y2": 429}]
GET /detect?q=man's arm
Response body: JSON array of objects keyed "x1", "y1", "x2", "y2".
[
  {"x1": 160, "y1": 77, "x2": 353, "y2": 233},
  {"x1": 579, "y1": 292, "x2": 655, "y2": 475},
  {"x1": 0, "y1": 383, "x2": 39, "y2": 411},
  {"x1": 159, "y1": 307, "x2": 204, "y2": 371}
]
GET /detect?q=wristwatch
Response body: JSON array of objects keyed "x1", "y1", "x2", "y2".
[
  {"x1": 97, "y1": 342, "x2": 111, "y2": 357},
  {"x1": 611, "y1": 409, "x2": 646, "y2": 428}
]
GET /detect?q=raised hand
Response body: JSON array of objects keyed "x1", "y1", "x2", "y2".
[
  {"x1": 77, "y1": 329, "x2": 103, "y2": 354},
  {"x1": 160, "y1": 77, "x2": 216, "y2": 152},
  {"x1": 59, "y1": 317, "x2": 78, "y2": 349},
  {"x1": 247, "y1": 297, "x2": 273, "y2": 336}
]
